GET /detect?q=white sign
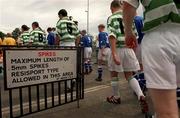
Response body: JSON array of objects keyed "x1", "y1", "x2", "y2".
[{"x1": 4, "y1": 49, "x2": 77, "y2": 89}]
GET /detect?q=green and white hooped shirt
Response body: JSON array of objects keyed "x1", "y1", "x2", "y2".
[
  {"x1": 123, "y1": 0, "x2": 180, "y2": 32},
  {"x1": 56, "y1": 17, "x2": 80, "y2": 43},
  {"x1": 19, "y1": 31, "x2": 30, "y2": 45},
  {"x1": 30, "y1": 28, "x2": 47, "y2": 45},
  {"x1": 107, "y1": 11, "x2": 137, "y2": 48}
]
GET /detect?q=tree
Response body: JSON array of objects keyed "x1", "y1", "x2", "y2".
[
  {"x1": 0, "y1": 31, "x2": 5, "y2": 39},
  {"x1": 12, "y1": 28, "x2": 21, "y2": 40}
]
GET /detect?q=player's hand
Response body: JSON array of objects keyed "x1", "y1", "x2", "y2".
[
  {"x1": 101, "y1": 52, "x2": 105, "y2": 56},
  {"x1": 113, "y1": 54, "x2": 120, "y2": 65},
  {"x1": 125, "y1": 32, "x2": 137, "y2": 49}
]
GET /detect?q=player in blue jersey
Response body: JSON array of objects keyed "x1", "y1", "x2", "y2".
[
  {"x1": 134, "y1": 15, "x2": 144, "y2": 71},
  {"x1": 133, "y1": 15, "x2": 147, "y2": 95},
  {"x1": 47, "y1": 27, "x2": 56, "y2": 45},
  {"x1": 80, "y1": 30, "x2": 93, "y2": 74},
  {"x1": 95, "y1": 24, "x2": 111, "y2": 81}
]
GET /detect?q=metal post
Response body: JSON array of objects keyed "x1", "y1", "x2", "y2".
[
  {"x1": 19, "y1": 88, "x2": 23, "y2": 116},
  {"x1": 51, "y1": 83, "x2": 54, "y2": 107},
  {"x1": 81, "y1": 47, "x2": 85, "y2": 99},
  {"x1": 76, "y1": 47, "x2": 81, "y2": 108},
  {"x1": 87, "y1": 0, "x2": 89, "y2": 34},
  {"x1": 58, "y1": 82, "x2": 61, "y2": 105},
  {"x1": 9, "y1": 89, "x2": 13, "y2": 118},
  {"x1": 44, "y1": 84, "x2": 48, "y2": 109}
]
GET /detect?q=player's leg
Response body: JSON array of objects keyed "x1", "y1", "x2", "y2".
[
  {"x1": 107, "y1": 48, "x2": 122, "y2": 104},
  {"x1": 96, "y1": 48, "x2": 111, "y2": 81},
  {"x1": 123, "y1": 48, "x2": 148, "y2": 113},
  {"x1": 123, "y1": 48, "x2": 144, "y2": 99},
  {"x1": 149, "y1": 89, "x2": 178, "y2": 118},
  {"x1": 96, "y1": 49, "x2": 103, "y2": 81},
  {"x1": 95, "y1": 47, "x2": 99, "y2": 64},
  {"x1": 107, "y1": 71, "x2": 121, "y2": 104},
  {"x1": 84, "y1": 48, "x2": 89, "y2": 74},
  {"x1": 125, "y1": 72, "x2": 144, "y2": 99},
  {"x1": 142, "y1": 23, "x2": 180, "y2": 118},
  {"x1": 84, "y1": 60, "x2": 89, "y2": 74},
  {"x1": 96, "y1": 59, "x2": 103, "y2": 81},
  {"x1": 87, "y1": 47, "x2": 93, "y2": 73},
  {"x1": 124, "y1": 71, "x2": 148, "y2": 113},
  {"x1": 133, "y1": 72, "x2": 147, "y2": 94}
]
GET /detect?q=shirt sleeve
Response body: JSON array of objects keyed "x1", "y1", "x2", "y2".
[
  {"x1": 55, "y1": 27, "x2": 62, "y2": 38},
  {"x1": 107, "y1": 17, "x2": 117, "y2": 39},
  {"x1": 122, "y1": 0, "x2": 139, "y2": 8},
  {"x1": 56, "y1": 21, "x2": 63, "y2": 39}
]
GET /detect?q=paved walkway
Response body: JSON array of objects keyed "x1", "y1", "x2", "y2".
[{"x1": 24, "y1": 79, "x2": 150, "y2": 118}]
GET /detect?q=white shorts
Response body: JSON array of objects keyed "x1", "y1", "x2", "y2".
[
  {"x1": 108, "y1": 48, "x2": 140, "y2": 72},
  {"x1": 84, "y1": 47, "x2": 92, "y2": 59},
  {"x1": 98, "y1": 48, "x2": 111, "y2": 61},
  {"x1": 60, "y1": 42, "x2": 75, "y2": 46},
  {"x1": 142, "y1": 22, "x2": 180, "y2": 89}
]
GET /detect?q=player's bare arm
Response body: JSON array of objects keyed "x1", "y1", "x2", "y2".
[
  {"x1": 123, "y1": 1, "x2": 137, "y2": 49},
  {"x1": 109, "y1": 35, "x2": 120, "y2": 65},
  {"x1": 55, "y1": 34, "x2": 60, "y2": 45}
]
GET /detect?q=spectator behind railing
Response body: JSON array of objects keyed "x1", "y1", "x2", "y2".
[
  {"x1": 29, "y1": 22, "x2": 47, "y2": 46},
  {"x1": 47, "y1": 27, "x2": 56, "y2": 45},
  {"x1": 17, "y1": 25, "x2": 30, "y2": 46},
  {"x1": 0, "y1": 38, "x2": 2, "y2": 45},
  {"x1": 2, "y1": 33, "x2": 16, "y2": 46}
]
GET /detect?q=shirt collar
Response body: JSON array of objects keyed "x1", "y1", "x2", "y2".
[
  {"x1": 113, "y1": 10, "x2": 122, "y2": 15},
  {"x1": 34, "y1": 27, "x2": 40, "y2": 30},
  {"x1": 61, "y1": 16, "x2": 69, "y2": 20}
]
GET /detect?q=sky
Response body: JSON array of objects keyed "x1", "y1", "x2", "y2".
[{"x1": 0, "y1": 0, "x2": 143, "y2": 35}]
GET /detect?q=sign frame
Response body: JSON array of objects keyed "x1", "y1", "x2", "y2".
[{"x1": 3, "y1": 47, "x2": 79, "y2": 90}]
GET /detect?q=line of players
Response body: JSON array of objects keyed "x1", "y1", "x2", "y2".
[{"x1": 80, "y1": 0, "x2": 149, "y2": 114}]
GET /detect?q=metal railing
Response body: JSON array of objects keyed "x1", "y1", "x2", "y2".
[{"x1": 0, "y1": 46, "x2": 84, "y2": 118}]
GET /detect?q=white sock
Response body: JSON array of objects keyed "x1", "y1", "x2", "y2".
[
  {"x1": 111, "y1": 77, "x2": 120, "y2": 98},
  {"x1": 129, "y1": 78, "x2": 144, "y2": 100}
]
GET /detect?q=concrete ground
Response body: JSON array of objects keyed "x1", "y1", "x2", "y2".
[
  {"x1": 22, "y1": 65, "x2": 153, "y2": 118},
  {"x1": 24, "y1": 80, "x2": 148, "y2": 118}
]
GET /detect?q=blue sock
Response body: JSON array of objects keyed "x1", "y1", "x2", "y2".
[
  {"x1": 84, "y1": 63, "x2": 88, "y2": 73},
  {"x1": 98, "y1": 67, "x2": 103, "y2": 79},
  {"x1": 88, "y1": 62, "x2": 92, "y2": 71}
]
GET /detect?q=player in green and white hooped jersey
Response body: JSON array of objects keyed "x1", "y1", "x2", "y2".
[
  {"x1": 56, "y1": 9, "x2": 80, "y2": 47},
  {"x1": 30, "y1": 22, "x2": 46, "y2": 46},
  {"x1": 18, "y1": 25, "x2": 30, "y2": 45},
  {"x1": 123, "y1": 0, "x2": 180, "y2": 118},
  {"x1": 106, "y1": 1, "x2": 148, "y2": 113},
  {"x1": 56, "y1": 9, "x2": 80, "y2": 91}
]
